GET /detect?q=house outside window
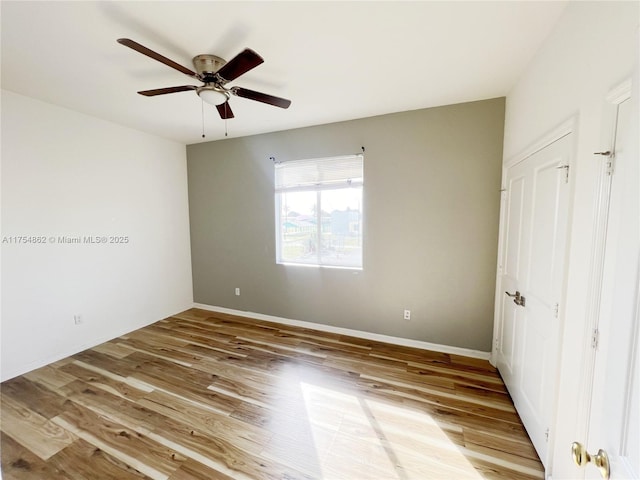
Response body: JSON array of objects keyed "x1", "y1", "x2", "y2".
[{"x1": 275, "y1": 154, "x2": 363, "y2": 269}]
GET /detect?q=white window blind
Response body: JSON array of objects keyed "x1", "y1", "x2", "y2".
[{"x1": 275, "y1": 154, "x2": 364, "y2": 191}]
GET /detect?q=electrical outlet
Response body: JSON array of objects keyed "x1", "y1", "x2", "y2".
[
  {"x1": 403, "y1": 309, "x2": 411, "y2": 320},
  {"x1": 235, "y1": 288, "x2": 240, "y2": 296},
  {"x1": 73, "y1": 314, "x2": 83, "y2": 325}
]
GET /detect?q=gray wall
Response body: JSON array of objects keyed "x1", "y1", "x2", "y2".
[{"x1": 187, "y1": 98, "x2": 504, "y2": 351}]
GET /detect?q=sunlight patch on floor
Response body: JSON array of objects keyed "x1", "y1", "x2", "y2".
[{"x1": 297, "y1": 382, "x2": 486, "y2": 479}]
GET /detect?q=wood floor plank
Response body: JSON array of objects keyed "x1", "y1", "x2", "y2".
[
  {"x1": 2, "y1": 308, "x2": 543, "y2": 479},
  {"x1": 115, "y1": 337, "x2": 197, "y2": 367},
  {"x1": 0, "y1": 432, "x2": 72, "y2": 480},
  {"x1": 167, "y1": 458, "x2": 235, "y2": 480},
  {"x1": 137, "y1": 390, "x2": 270, "y2": 454},
  {"x1": 22, "y1": 365, "x2": 76, "y2": 391},
  {"x1": 359, "y1": 372, "x2": 516, "y2": 412},
  {"x1": 58, "y1": 362, "x2": 150, "y2": 402},
  {"x1": 463, "y1": 429, "x2": 541, "y2": 462},
  {"x1": 146, "y1": 422, "x2": 317, "y2": 480},
  {"x1": 0, "y1": 394, "x2": 77, "y2": 461},
  {"x1": 91, "y1": 341, "x2": 137, "y2": 359},
  {"x1": 48, "y1": 438, "x2": 154, "y2": 480},
  {"x1": 407, "y1": 361, "x2": 509, "y2": 393},
  {"x1": 138, "y1": 329, "x2": 251, "y2": 361},
  {"x1": 463, "y1": 443, "x2": 545, "y2": 476},
  {"x1": 51, "y1": 400, "x2": 186, "y2": 479},
  {"x1": 1, "y1": 376, "x2": 70, "y2": 419},
  {"x1": 71, "y1": 350, "x2": 139, "y2": 378},
  {"x1": 59, "y1": 380, "x2": 165, "y2": 435}
]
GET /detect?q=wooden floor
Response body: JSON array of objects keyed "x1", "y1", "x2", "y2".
[{"x1": 1, "y1": 309, "x2": 544, "y2": 479}]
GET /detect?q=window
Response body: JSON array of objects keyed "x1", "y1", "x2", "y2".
[{"x1": 275, "y1": 154, "x2": 363, "y2": 268}]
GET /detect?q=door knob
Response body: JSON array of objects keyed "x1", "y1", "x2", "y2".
[
  {"x1": 505, "y1": 290, "x2": 526, "y2": 307},
  {"x1": 571, "y1": 442, "x2": 610, "y2": 479}
]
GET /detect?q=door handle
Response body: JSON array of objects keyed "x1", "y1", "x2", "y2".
[
  {"x1": 571, "y1": 442, "x2": 610, "y2": 480},
  {"x1": 505, "y1": 290, "x2": 526, "y2": 307}
]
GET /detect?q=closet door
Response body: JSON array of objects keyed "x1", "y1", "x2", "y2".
[{"x1": 496, "y1": 132, "x2": 572, "y2": 467}]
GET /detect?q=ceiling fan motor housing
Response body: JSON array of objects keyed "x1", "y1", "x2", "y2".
[{"x1": 193, "y1": 54, "x2": 226, "y2": 80}]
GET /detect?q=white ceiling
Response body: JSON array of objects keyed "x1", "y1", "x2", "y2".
[{"x1": 1, "y1": 1, "x2": 567, "y2": 145}]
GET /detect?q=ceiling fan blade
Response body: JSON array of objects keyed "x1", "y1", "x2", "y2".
[
  {"x1": 138, "y1": 85, "x2": 197, "y2": 96},
  {"x1": 216, "y1": 48, "x2": 264, "y2": 82},
  {"x1": 232, "y1": 87, "x2": 291, "y2": 109},
  {"x1": 216, "y1": 102, "x2": 235, "y2": 119},
  {"x1": 117, "y1": 38, "x2": 197, "y2": 79}
]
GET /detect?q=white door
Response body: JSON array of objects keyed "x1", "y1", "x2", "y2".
[
  {"x1": 573, "y1": 84, "x2": 639, "y2": 480},
  {"x1": 496, "y1": 132, "x2": 572, "y2": 467}
]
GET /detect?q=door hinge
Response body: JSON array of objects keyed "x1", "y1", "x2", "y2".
[
  {"x1": 556, "y1": 164, "x2": 570, "y2": 183},
  {"x1": 606, "y1": 156, "x2": 615, "y2": 176},
  {"x1": 591, "y1": 328, "x2": 600, "y2": 350},
  {"x1": 545, "y1": 427, "x2": 550, "y2": 442},
  {"x1": 554, "y1": 303, "x2": 559, "y2": 318},
  {"x1": 594, "y1": 150, "x2": 615, "y2": 175}
]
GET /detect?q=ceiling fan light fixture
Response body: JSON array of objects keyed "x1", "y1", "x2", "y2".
[{"x1": 197, "y1": 86, "x2": 229, "y2": 106}]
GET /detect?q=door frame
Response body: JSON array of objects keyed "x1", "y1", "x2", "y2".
[
  {"x1": 577, "y1": 78, "x2": 634, "y2": 477},
  {"x1": 491, "y1": 115, "x2": 578, "y2": 470}
]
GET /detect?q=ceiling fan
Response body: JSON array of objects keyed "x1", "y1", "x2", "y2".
[{"x1": 117, "y1": 38, "x2": 291, "y2": 120}]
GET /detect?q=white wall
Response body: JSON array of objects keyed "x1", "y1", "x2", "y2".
[
  {"x1": 501, "y1": 2, "x2": 639, "y2": 478},
  {"x1": 0, "y1": 90, "x2": 194, "y2": 381}
]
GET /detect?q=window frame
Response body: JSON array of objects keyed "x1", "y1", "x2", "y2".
[{"x1": 274, "y1": 154, "x2": 364, "y2": 269}]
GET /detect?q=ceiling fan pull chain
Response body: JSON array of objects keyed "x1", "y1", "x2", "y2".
[
  {"x1": 201, "y1": 100, "x2": 206, "y2": 138},
  {"x1": 224, "y1": 103, "x2": 228, "y2": 137}
]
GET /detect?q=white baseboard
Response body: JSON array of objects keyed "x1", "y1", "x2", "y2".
[{"x1": 192, "y1": 303, "x2": 491, "y2": 361}]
